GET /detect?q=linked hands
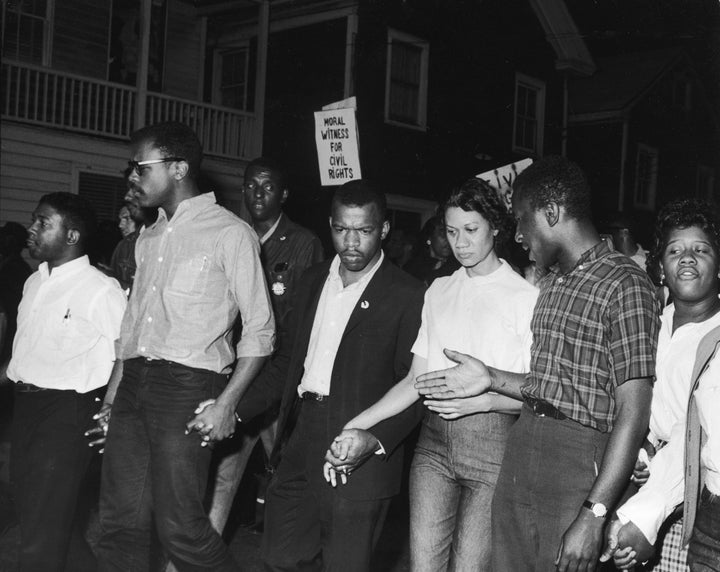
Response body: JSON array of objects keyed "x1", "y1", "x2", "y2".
[
  {"x1": 322, "y1": 429, "x2": 380, "y2": 488},
  {"x1": 185, "y1": 398, "x2": 237, "y2": 447},
  {"x1": 599, "y1": 519, "x2": 654, "y2": 570}
]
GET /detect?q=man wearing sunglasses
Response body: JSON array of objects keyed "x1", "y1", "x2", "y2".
[{"x1": 95, "y1": 121, "x2": 275, "y2": 572}]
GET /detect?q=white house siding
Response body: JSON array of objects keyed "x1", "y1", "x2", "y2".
[{"x1": 0, "y1": 122, "x2": 248, "y2": 227}]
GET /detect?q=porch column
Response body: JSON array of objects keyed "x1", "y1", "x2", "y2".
[{"x1": 253, "y1": 0, "x2": 270, "y2": 157}]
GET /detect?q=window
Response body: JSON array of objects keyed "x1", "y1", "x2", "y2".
[
  {"x1": 213, "y1": 46, "x2": 251, "y2": 111},
  {"x1": 670, "y1": 74, "x2": 692, "y2": 112},
  {"x1": 384, "y1": 29, "x2": 429, "y2": 130},
  {"x1": 513, "y1": 73, "x2": 545, "y2": 156},
  {"x1": 696, "y1": 165, "x2": 715, "y2": 202},
  {"x1": 2, "y1": 0, "x2": 50, "y2": 64},
  {"x1": 634, "y1": 144, "x2": 658, "y2": 210}
]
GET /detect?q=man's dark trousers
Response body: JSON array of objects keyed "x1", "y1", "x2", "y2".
[
  {"x1": 96, "y1": 358, "x2": 237, "y2": 572},
  {"x1": 11, "y1": 384, "x2": 100, "y2": 572},
  {"x1": 261, "y1": 399, "x2": 391, "y2": 572},
  {"x1": 491, "y1": 405, "x2": 611, "y2": 572}
]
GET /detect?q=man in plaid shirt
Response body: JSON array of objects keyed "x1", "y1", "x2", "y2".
[{"x1": 415, "y1": 156, "x2": 659, "y2": 572}]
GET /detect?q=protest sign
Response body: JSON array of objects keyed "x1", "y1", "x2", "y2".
[
  {"x1": 314, "y1": 104, "x2": 361, "y2": 186},
  {"x1": 476, "y1": 158, "x2": 533, "y2": 210}
]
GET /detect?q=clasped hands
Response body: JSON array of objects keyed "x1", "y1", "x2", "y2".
[{"x1": 185, "y1": 398, "x2": 238, "y2": 446}]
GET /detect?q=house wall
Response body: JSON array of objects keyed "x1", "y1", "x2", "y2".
[
  {"x1": 0, "y1": 124, "x2": 127, "y2": 226},
  {"x1": 355, "y1": 0, "x2": 564, "y2": 204},
  {"x1": 256, "y1": 0, "x2": 565, "y2": 240},
  {"x1": 627, "y1": 71, "x2": 720, "y2": 210},
  {"x1": 0, "y1": 123, "x2": 248, "y2": 228}
]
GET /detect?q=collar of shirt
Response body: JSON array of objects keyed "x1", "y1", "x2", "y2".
[
  {"x1": 541, "y1": 240, "x2": 609, "y2": 286},
  {"x1": 155, "y1": 191, "x2": 218, "y2": 227},
  {"x1": 327, "y1": 250, "x2": 385, "y2": 292},
  {"x1": 259, "y1": 212, "x2": 283, "y2": 245},
  {"x1": 38, "y1": 254, "x2": 90, "y2": 280}
]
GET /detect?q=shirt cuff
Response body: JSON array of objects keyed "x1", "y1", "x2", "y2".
[
  {"x1": 616, "y1": 489, "x2": 673, "y2": 545},
  {"x1": 375, "y1": 441, "x2": 386, "y2": 456}
]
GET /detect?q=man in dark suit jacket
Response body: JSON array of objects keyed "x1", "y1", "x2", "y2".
[{"x1": 232, "y1": 180, "x2": 425, "y2": 571}]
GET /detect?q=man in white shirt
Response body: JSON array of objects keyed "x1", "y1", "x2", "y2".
[
  {"x1": 601, "y1": 325, "x2": 720, "y2": 571},
  {"x1": 5, "y1": 192, "x2": 127, "y2": 572}
]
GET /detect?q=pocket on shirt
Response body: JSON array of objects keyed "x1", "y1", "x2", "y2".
[
  {"x1": 167, "y1": 254, "x2": 212, "y2": 295},
  {"x1": 52, "y1": 316, "x2": 100, "y2": 359}
]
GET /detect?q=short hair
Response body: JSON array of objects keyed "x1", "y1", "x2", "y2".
[
  {"x1": 647, "y1": 198, "x2": 720, "y2": 284},
  {"x1": 444, "y1": 177, "x2": 512, "y2": 237},
  {"x1": 130, "y1": 121, "x2": 203, "y2": 181},
  {"x1": 38, "y1": 192, "x2": 97, "y2": 246},
  {"x1": 331, "y1": 180, "x2": 387, "y2": 222},
  {"x1": 245, "y1": 157, "x2": 288, "y2": 189},
  {"x1": 512, "y1": 156, "x2": 592, "y2": 221}
]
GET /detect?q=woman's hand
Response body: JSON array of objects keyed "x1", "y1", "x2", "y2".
[{"x1": 424, "y1": 394, "x2": 495, "y2": 420}]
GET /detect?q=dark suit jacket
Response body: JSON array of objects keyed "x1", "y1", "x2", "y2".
[{"x1": 237, "y1": 256, "x2": 425, "y2": 500}]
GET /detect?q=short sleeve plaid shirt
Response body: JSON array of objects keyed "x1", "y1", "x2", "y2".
[{"x1": 521, "y1": 240, "x2": 659, "y2": 432}]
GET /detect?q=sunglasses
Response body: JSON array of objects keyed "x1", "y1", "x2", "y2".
[{"x1": 127, "y1": 157, "x2": 186, "y2": 176}]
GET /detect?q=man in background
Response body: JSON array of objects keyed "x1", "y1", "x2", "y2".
[{"x1": 204, "y1": 157, "x2": 323, "y2": 537}]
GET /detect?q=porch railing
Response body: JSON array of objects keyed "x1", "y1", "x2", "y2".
[{"x1": 1, "y1": 59, "x2": 256, "y2": 160}]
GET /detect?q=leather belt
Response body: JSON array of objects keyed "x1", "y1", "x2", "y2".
[
  {"x1": 299, "y1": 391, "x2": 328, "y2": 402},
  {"x1": 524, "y1": 396, "x2": 567, "y2": 420}
]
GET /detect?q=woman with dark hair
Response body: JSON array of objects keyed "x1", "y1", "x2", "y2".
[
  {"x1": 403, "y1": 215, "x2": 460, "y2": 285},
  {"x1": 611, "y1": 198, "x2": 720, "y2": 571},
  {"x1": 325, "y1": 178, "x2": 538, "y2": 571}
]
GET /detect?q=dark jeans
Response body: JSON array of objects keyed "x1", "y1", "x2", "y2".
[
  {"x1": 491, "y1": 405, "x2": 610, "y2": 572},
  {"x1": 409, "y1": 411, "x2": 514, "y2": 571},
  {"x1": 688, "y1": 487, "x2": 720, "y2": 572},
  {"x1": 261, "y1": 399, "x2": 391, "y2": 572},
  {"x1": 11, "y1": 384, "x2": 100, "y2": 572},
  {"x1": 96, "y1": 358, "x2": 236, "y2": 572}
]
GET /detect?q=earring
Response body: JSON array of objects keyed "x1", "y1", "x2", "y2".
[{"x1": 660, "y1": 273, "x2": 665, "y2": 285}]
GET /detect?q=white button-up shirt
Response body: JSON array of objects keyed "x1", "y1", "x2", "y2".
[
  {"x1": 299, "y1": 252, "x2": 384, "y2": 396},
  {"x1": 8, "y1": 255, "x2": 127, "y2": 393}
]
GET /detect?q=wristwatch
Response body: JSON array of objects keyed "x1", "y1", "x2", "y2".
[{"x1": 582, "y1": 500, "x2": 608, "y2": 518}]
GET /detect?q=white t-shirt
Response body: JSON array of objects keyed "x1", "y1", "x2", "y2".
[{"x1": 412, "y1": 260, "x2": 538, "y2": 374}]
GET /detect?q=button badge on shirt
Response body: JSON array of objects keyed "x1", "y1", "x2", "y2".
[{"x1": 271, "y1": 262, "x2": 289, "y2": 297}]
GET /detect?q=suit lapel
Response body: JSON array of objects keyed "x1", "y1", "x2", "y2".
[{"x1": 296, "y1": 263, "x2": 331, "y2": 355}]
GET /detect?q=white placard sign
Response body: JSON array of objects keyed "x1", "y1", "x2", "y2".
[
  {"x1": 476, "y1": 158, "x2": 533, "y2": 210},
  {"x1": 314, "y1": 107, "x2": 362, "y2": 186}
]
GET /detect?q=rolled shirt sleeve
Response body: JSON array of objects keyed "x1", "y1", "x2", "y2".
[{"x1": 219, "y1": 224, "x2": 275, "y2": 358}]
